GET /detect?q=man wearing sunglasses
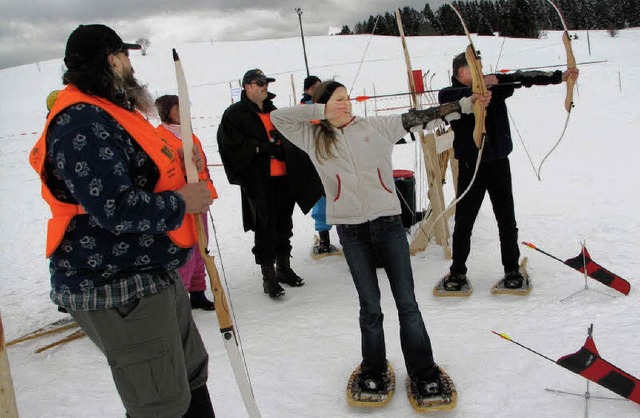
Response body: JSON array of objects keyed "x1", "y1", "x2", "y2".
[
  {"x1": 30, "y1": 24, "x2": 215, "y2": 417},
  {"x1": 217, "y1": 69, "x2": 322, "y2": 299}
]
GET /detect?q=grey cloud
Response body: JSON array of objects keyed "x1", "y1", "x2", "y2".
[{"x1": 0, "y1": 0, "x2": 445, "y2": 69}]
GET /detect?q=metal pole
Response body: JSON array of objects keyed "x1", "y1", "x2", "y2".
[{"x1": 295, "y1": 8, "x2": 310, "y2": 77}]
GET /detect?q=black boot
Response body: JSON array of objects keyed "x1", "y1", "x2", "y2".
[
  {"x1": 319, "y1": 230, "x2": 330, "y2": 250},
  {"x1": 312, "y1": 231, "x2": 341, "y2": 257},
  {"x1": 183, "y1": 384, "x2": 215, "y2": 418},
  {"x1": 262, "y1": 264, "x2": 285, "y2": 298},
  {"x1": 276, "y1": 256, "x2": 305, "y2": 287},
  {"x1": 190, "y1": 291, "x2": 215, "y2": 311}
]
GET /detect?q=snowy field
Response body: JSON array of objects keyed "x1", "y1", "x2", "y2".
[{"x1": 0, "y1": 28, "x2": 639, "y2": 417}]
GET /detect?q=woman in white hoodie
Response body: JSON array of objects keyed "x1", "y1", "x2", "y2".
[{"x1": 271, "y1": 81, "x2": 487, "y2": 403}]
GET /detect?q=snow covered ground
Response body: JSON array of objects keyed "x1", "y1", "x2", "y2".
[{"x1": 1, "y1": 28, "x2": 639, "y2": 418}]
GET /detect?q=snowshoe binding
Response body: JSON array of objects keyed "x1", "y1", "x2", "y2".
[
  {"x1": 433, "y1": 272, "x2": 472, "y2": 297},
  {"x1": 310, "y1": 232, "x2": 343, "y2": 260},
  {"x1": 492, "y1": 257, "x2": 531, "y2": 296},
  {"x1": 346, "y1": 361, "x2": 395, "y2": 408},
  {"x1": 406, "y1": 366, "x2": 457, "y2": 412}
]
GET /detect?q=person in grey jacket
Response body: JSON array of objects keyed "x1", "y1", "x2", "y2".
[{"x1": 271, "y1": 80, "x2": 487, "y2": 400}]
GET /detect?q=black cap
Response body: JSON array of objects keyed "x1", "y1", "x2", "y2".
[
  {"x1": 64, "y1": 24, "x2": 142, "y2": 69},
  {"x1": 303, "y1": 75, "x2": 321, "y2": 91},
  {"x1": 242, "y1": 69, "x2": 275, "y2": 86}
]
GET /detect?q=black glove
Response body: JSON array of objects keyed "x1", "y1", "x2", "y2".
[{"x1": 259, "y1": 141, "x2": 285, "y2": 161}]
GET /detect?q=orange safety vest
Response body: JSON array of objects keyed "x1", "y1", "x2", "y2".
[
  {"x1": 257, "y1": 112, "x2": 287, "y2": 177},
  {"x1": 30, "y1": 85, "x2": 197, "y2": 257},
  {"x1": 155, "y1": 125, "x2": 218, "y2": 200}
]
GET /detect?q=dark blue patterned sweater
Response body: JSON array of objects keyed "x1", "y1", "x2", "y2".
[{"x1": 44, "y1": 103, "x2": 191, "y2": 302}]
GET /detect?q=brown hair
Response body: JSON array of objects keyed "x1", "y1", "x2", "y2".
[
  {"x1": 155, "y1": 94, "x2": 179, "y2": 124},
  {"x1": 452, "y1": 52, "x2": 468, "y2": 78},
  {"x1": 310, "y1": 80, "x2": 345, "y2": 161}
]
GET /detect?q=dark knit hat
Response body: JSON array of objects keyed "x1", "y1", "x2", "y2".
[
  {"x1": 303, "y1": 75, "x2": 321, "y2": 91},
  {"x1": 64, "y1": 24, "x2": 141, "y2": 70},
  {"x1": 242, "y1": 69, "x2": 275, "y2": 86},
  {"x1": 313, "y1": 81, "x2": 345, "y2": 104},
  {"x1": 155, "y1": 95, "x2": 179, "y2": 123}
]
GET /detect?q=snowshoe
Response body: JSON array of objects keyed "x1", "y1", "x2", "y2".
[
  {"x1": 406, "y1": 366, "x2": 457, "y2": 412},
  {"x1": 346, "y1": 361, "x2": 395, "y2": 408},
  {"x1": 433, "y1": 272, "x2": 472, "y2": 297},
  {"x1": 310, "y1": 235, "x2": 343, "y2": 260},
  {"x1": 491, "y1": 257, "x2": 531, "y2": 296}
]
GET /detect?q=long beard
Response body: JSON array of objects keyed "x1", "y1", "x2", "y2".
[{"x1": 114, "y1": 67, "x2": 156, "y2": 118}]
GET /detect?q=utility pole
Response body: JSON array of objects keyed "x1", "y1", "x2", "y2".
[{"x1": 295, "y1": 8, "x2": 310, "y2": 77}]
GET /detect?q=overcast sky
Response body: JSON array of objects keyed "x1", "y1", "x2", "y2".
[{"x1": 0, "y1": 0, "x2": 447, "y2": 70}]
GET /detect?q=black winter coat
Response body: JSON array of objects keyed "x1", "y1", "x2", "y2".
[
  {"x1": 217, "y1": 91, "x2": 323, "y2": 231},
  {"x1": 439, "y1": 70, "x2": 562, "y2": 163}
]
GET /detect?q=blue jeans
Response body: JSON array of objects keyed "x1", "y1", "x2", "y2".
[{"x1": 337, "y1": 215, "x2": 435, "y2": 379}]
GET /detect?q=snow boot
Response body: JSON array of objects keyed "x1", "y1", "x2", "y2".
[
  {"x1": 503, "y1": 270, "x2": 525, "y2": 289},
  {"x1": 275, "y1": 256, "x2": 305, "y2": 287},
  {"x1": 183, "y1": 384, "x2": 215, "y2": 418},
  {"x1": 347, "y1": 360, "x2": 395, "y2": 407},
  {"x1": 443, "y1": 272, "x2": 468, "y2": 291},
  {"x1": 312, "y1": 230, "x2": 342, "y2": 258},
  {"x1": 190, "y1": 291, "x2": 215, "y2": 311},
  {"x1": 358, "y1": 370, "x2": 389, "y2": 394},
  {"x1": 406, "y1": 366, "x2": 457, "y2": 412},
  {"x1": 262, "y1": 264, "x2": 285, "y2": 298},
  {"x1": 410, "y1": 367, "x2": 442, "y2": 398}
]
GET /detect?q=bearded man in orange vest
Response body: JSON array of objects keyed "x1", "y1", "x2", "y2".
[{"x1": 29, "y1": 24, "x2": 215, "y2": 418}]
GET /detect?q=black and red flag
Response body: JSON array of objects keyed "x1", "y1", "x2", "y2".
[
  {"x1": 522, "y1": 241, "x2": 631, "y2": 295},
  {"x1": 557, "y1": 330, "x2": 640, "y2": 403},
  {"x1": 493, "y1": 327, "x2": 640, "y2": 404}
]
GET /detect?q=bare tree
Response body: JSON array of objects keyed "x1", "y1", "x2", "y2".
[{"x1": 135, "y1": 37, "x2": 151, "y2": 56}]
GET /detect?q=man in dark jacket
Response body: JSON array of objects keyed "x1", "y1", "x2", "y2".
[
  {"x1": 217, "y1": 69, "x2": 323, "y2": 298},
  {"x1": 438, "y1": 52, "x2": 578, "y2": 292}
]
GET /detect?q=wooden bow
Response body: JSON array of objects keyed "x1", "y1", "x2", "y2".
[
  {"x1": 535, "y1": 0, "x2": 578, "y2": 179},
  {"x1": 449, "y1": 2, "x2": 488, "y2": 149},
  {"x1": 173, "y1": 49, "x2": 261, "y2": 418}
]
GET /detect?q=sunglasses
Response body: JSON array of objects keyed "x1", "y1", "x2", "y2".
[{"x1": 251, "y1": 80, "x2": 268, "y2": 87}]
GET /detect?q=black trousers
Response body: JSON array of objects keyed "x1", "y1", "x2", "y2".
[
  {"x1": 450, "y1": 157, "x2": 520, "y2": 275},
  {"x1": 252, "y1": 176, "x2": 295, "y2": 265}
]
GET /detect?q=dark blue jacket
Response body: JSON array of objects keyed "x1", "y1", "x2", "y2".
[{"x1": 439, "y1": 70, "x2": 562, "y2": 163}]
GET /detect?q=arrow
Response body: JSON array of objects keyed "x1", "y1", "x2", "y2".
[
  {"x1": 492, "y1": 331, "x2": 557, "y2": 363},
  {"x1": 498, "y1": 59, "x2": 606, "y2": 73},
  {"x1": 353, "y1": 82, "x2": 522, "y2": 102}
]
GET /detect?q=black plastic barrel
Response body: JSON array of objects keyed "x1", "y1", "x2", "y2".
[{"x1": 393, "y1": 169, "x2": 416, "y2": 228}]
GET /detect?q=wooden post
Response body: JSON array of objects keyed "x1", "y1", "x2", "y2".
[
  {"x1": 0, "y1": 312, "x2": 19, "y2": 417},
  {"x1": 290, "y1": 74, "x2": 297, "y2": 104},
  {"x1": 395, "y1": 9, "x2": 451, "y2": 259}
]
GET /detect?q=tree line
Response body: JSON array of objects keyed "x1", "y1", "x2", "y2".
[{"x1": 337, "y1": 0, "x2": 640, "y2": 38}]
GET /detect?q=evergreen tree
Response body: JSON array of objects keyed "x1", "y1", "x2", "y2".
[
  {"x1": 504, "y1": 0, "x2": 539, "y2": 37},
  {"x1": 422, "y1": 3, "x2": 440, "y2": 35},
  {"x1": 436, "y1": 3, "x2": 464, "y2": 35},
  {"x1": 338, "y1": 25, "x2": 353, "y2": 35}
]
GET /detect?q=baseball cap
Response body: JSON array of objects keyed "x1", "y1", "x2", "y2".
[
  {"x1": 242, "y1": 69, "x2": 276, "y2": 86},
  {"x1": 64, "y1": 24, "x2": 142, "y2": 69}
]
